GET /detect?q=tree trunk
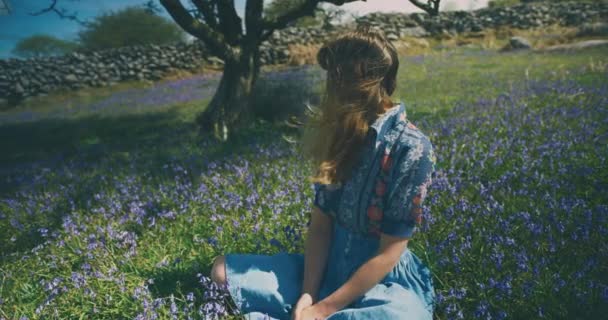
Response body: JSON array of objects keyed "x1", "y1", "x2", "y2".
[{"x1": 197, "y1": 46, "x2": 260, "y2": 141}]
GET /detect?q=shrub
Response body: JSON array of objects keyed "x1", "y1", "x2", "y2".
[
  {"x1": 12, "y1": 34, "x2": 78, "y2": 58},
  {"x1": 251, "y1": 66, "x2": 323, "y2": 122},
  {"x1": 78, "y1": 7, "x2": 185, "y2": 50}
]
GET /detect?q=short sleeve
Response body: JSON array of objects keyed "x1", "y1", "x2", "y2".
[
  {"x1": 381, "y1": 136, "x2": 436, "y2": 238},
  {"x1": 313, "y1": 182, "x2": 342, "y2": 216}
]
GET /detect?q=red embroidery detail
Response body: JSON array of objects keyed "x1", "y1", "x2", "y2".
[
  {"x1": 381, "y1": 155, "x2": 392, "y2": 172},
  {"x1": 375, "y1": 181, "x2": 386, "y2": 196},
  {"x1": 399, "y1": 112, "x2": 406, "y2": 121},
  {"x1": 367, "y1": 206, "x2": 383, "y2": 221},
  {"x1": 411, "y1": 207, "x2": 423, "y2": 224},
  {"x1": 413, "y1": 194, "x2": 422, "y2": 206}
]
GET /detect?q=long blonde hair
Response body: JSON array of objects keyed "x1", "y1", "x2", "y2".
[{"x1": 302, "y1": 26, "x2": 400, "y2": 185}]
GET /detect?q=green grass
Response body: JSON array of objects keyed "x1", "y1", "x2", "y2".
[{"x1": 0, "y1": 46, "x2": 607, "y2": 319}]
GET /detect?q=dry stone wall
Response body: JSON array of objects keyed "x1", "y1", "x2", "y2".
[{"x1": 1, "y1": 1, "x2": 607, "y2": 104}]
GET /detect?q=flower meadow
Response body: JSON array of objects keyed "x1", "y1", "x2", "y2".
[
  {"x1": 0, "y1": 48, "x2": 607, "y2": 319},
  {"x1": 0, "y1": 74, "x2": 221, "y2": 125}
]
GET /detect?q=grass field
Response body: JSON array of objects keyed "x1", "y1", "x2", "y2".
[{"x1": 1, "y1": 46, "x2": 607, "y2": 319}]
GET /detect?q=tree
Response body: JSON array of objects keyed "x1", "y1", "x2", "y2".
[
  {"x1": 264, "y1": 0, "x2": 321, "y2": 28},
  {"x1": 409, "y1": 0, "x2": 441, "y2": 16},
  {"x1": 12, "y1": 34, "x2": 78, "y2": 58},
  {"x1": 264, "y1": 1, "x2": 347, "y2": 29},
  {"x1": 78, "y1": 6, "x2": 186, "y2": 50},
  {"x1": 159, "y1": 0, "x2": 370, "y2": 140},
  {"x1": 35, "y1": 0, "x2": 442, "y2": 141}
]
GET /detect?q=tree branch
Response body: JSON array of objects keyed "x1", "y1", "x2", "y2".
[
  {"x1": 190, "y1": 0, "x2": 219, "y2": 30},
  {"x1": 262, "y1": 0, "x2": 319, "y2": 33},
  {"x1": 216, "y1": 0, "x2": 243, "y2": 45},
  {"x1": 261, "y1": 0, "x2": 364, "y2": 40},
  {"x1": 409, "y1": 0, "x2": 441, "y2": 16},
  {"x1": 30, "y1": 0, "x2": 86, "y2": 24},
  {"x1": 160, "y1": 0, "x2": 232, "y2": 59},
  {"x1": 244, "y1": 0, "x2": 263, "y2": 39}
]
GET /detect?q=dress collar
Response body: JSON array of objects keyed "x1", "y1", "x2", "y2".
[{"x1": 369, "y1": 101, "x2": 407, "y2": 147}]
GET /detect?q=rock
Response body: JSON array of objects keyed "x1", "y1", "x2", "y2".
[
  {"x1": 387, "y1": 33, "x2": 399, "y2": 41},
  {"x1": 471, "y1": 23, "x2": 484, "y2": 32},
  {"x1": 400, "y1": 27, "x2": 429, "y2": 38},
  {"x1": 64, "y1": 74, "x2": 78, "y2": 82},
  {"x1": 509, "y1": 36, "x2": 532, "y2": 50},
  {"x1": 18, "y1": 77, "x2": 30, "y2": 87},
  {"x1": 14, "y1": 83, "x2": 24, "y2": 95},
  {"x1": 151, "y1": 71, "x2": 164, "y2": 80},
  {"x1": 207, "y1": 56, "x2": 224, "y2": 66},
  {"x1": 70, "y1": 52, "x2": 85, "y2": 61}
]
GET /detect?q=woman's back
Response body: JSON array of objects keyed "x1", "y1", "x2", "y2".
[
  {"x1": 212, "y1": 27, "x2": 437, "y2": 320},
  {"x1": 314, "y1": 101, "x2": 435, "y2": 240}
]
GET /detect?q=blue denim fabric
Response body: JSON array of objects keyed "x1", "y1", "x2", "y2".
[{"x1": 224, "y1": 101, "x2": 436, "y2": 320}]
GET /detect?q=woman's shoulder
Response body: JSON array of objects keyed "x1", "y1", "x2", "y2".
[
  {"x1": 382, "y1": 102, "x2": 431, "y2": 144},
  {"x1": 394, "y1": 122, "x2": 435, "y2": 166},
  {"x1": 398, "y1": 118, "x2": 433, "y2": 149}
]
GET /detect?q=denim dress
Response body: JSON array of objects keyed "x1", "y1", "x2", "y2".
[{"x1": 224, "y1": 102, "x2": 437, "y2": 320}]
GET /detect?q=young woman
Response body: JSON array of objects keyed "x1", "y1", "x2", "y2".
[{"x1": 210, "y1": 27, "x2": 437, "y2": 320}]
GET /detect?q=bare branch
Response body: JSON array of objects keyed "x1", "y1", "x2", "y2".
[
  {"x1": 190, "y1": 0, "x2": 242, "y2": 45},
  {"x1": 190, "y1": 0, "x2": 219, "y2": 31},
  {"x1": 409, "y1": 0, "x2": 441, "y2": 16},
  {"x1": 1, "y1": 0, "x2": 12, "y2": 14},
  {"x1": 160, "y1": 0, "x2": 232, "y2": 59},
  {"x1": 244, "y1": 0, "x2": 263, "y2": 38},
  {"x1": 217, "y1": 0, "x2": 243, "y2": 44},
  {"x1": 30, "y1": 0, "x2": 86, "y2": 24}
]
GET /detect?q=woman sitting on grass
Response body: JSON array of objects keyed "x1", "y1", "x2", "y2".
[{"x1": 210, "y1": 26, "x2": 437, "y2": 320}]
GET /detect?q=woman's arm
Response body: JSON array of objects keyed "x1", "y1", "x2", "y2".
[
  {"x1": 301, "y1": 206, "x2": 333, "y2": 302},
  {"x1": 315, "y1": 233, "x2": 409, "y2": 316}
]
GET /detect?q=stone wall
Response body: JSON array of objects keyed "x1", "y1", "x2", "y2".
[
  {"x1": 0, "y1": 42, "x2": 213, "y2": 105},
  {"x1": 2, "y1": 1, "x2": 607, "y2": 104},
  {"x1": 264, "y1": 1, "x2": 608, "y2": 62},
  {"x1": 360, "y1": 1, "x2": 608, "y2": 37}
]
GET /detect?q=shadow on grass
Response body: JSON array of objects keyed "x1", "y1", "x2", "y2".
[
  {"x1": 0, "y1": 108, "x2": 284, "y2": 191},
  {"x1": 145, "y1": 261, "x2": 241, "y2": 316},
  {"x1": 0, "y1": 107, "x2": 289, "y2": 259},
  {"x1": 147, "y1": 263, "x2": 211, "y2": 298},
  {"x1": 0, "y1": 109, "x2": 192, "y2": 168},
  {"x1": 0, "y1": 109, "x2": 194, "y2": 258}
]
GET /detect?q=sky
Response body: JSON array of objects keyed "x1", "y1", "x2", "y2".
[{"x1": 0, "y1": 0, "x2": 489, "y2": 58}]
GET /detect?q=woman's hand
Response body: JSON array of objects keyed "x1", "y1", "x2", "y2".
[
  {"x1": 298, "y1": 304, "x2": 333, "y2": 320},
  {"x1": 294, "y1": 300, "x2": 336, "y2": 320},
  {"x1": 292, "y1": 293, "x2": 313, "y2": 320}
]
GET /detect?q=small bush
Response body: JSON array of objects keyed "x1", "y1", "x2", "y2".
[
  {"x1": 12, "y1": 34, "x2": 78, "y2": 58},
  {"x1": 78, "y1": 7, "x2": 185, "y2": 50},
  {"x1": 251, "y1": 66, "x2": 323, "y2": 122}
]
